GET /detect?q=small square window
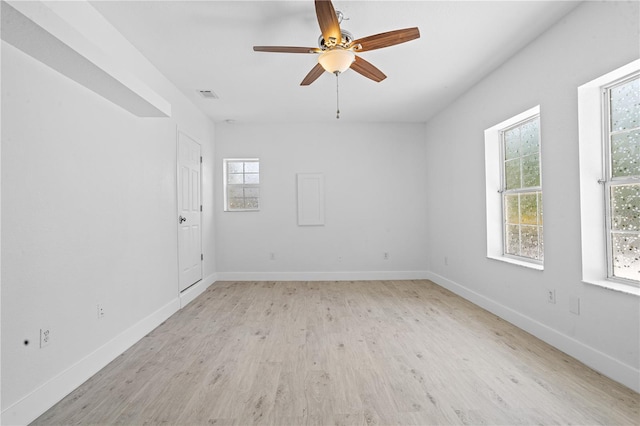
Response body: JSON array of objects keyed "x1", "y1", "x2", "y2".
[{"x1": 223, "y1": 158, "x2": 260, "y2": 211}]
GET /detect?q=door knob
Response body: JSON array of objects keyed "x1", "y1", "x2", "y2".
[{"x1": 179, "y1": 216, "x2": 187, "y2": 223}]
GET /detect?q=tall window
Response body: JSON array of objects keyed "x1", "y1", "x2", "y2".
[
  {"x1": 604, "y1": 75, "x2": 639, "y2": 283},
  {"x1": 484, "y1": 105, "x2": 543, "y2": 269},
  {"x1": 502, "y1": 116, "x2": 543, "y2": 262},
  {"x1": 578, "y1": 59, "x2": 639, "y2": 294},
  {"x1": 223, "y1": 158, "x2": 260, "y2": 211}
]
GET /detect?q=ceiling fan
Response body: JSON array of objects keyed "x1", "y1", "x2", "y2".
[{"x1": 253, "y1": 0, "x2": 420, "y2": 86}]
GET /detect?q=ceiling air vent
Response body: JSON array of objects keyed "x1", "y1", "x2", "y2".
[{"x1": 198, "y1": 90, "x2": 219, "y2": 99}]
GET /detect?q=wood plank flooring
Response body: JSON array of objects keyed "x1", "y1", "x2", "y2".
[{"x1": 33, "y1": 280, "x2": 639, "y2": 425}]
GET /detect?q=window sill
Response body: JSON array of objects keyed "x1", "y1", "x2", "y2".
[
  {"x1": 487, "y1": 255, "x2": 544, "y2": 271},
  {"x1": 582, "y1": 279, "x2": 640, "y2": 297}
]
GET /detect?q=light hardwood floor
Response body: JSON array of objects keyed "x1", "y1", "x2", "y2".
[{"x1": 33, "y1": 280, "x2": 639, "y2": 425}]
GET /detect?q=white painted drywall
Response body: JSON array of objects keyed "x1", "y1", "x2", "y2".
[
  {"x1": 214, "y1": 122, "x2": 429, "y2": 280},
  {"x1": 424, "y1": 1, "x2": 639, "y2": 390},
  {"x1": 0, "y1": 3, "x2": 216, "y2": 423}
]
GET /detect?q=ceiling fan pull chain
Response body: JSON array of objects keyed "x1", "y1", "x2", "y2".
[{"x1": 335, "y1": 71, "x2": 340, "y2": 119}]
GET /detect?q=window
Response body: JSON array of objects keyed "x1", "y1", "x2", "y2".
[
  {"x1": 502, "y1": 116, "x2": 543, "y2": 262},
  {"x1": 485, "y1": 106, "x2": 543, "y2": 269},
  {"x1": 604, "y1": 76, "x2": 639, "y2": 283},
  {"x1": 223, "y1": 158, "x2": 260, "y2": 211},
  {"x1": 578, "y1": 59, "x2": 640, "y2": 295}
]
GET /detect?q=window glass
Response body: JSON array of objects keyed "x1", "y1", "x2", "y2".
[
  {"x1": 606, "y1": 76, "x2": 639, "y2": 283},
  {"x1": 224, "y1": 159, "x2": 260, "y2": 211},
  {"x1": 501, "y1": 116, "x2": 543, "y2": 262}
]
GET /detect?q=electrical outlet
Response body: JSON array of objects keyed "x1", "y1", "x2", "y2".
[
  {"x1": 383, "y1": 252, "x2": 389, "y2": 260},
  {"x1": 269, "y1": 252, "x2": 275, "y2": 261},
  {"x1": 97, "y1": 304, "x2": 105, "y2": 319},
  {"x1": 40, "y1": 328, "x2": 51, "y2": 348},
  {"x1": 546, "y1": 289, "x2": 556, "y2": 304},
  {"x1": 444, "y1": 256, "x2": 449, "y2": 266}
]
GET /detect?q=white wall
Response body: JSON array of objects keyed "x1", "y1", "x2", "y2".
[
  {"x1": 214, "y1": 122, "x2": 428, "y2": 281},
  {"x1": 424, "y1": 1, "x2": 640, "y2": 391},
  {"x1": 1, "y1": 4, "x2": 216, "y2": 424}
]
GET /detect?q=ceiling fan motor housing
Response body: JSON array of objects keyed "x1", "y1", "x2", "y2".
[{"x1": 318, "y1": 29, "x2": 354, "y2": 50}]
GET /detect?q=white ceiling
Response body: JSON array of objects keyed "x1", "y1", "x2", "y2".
[{"x1": 91, "y1": 1, "x2": 581, "y2": 124}]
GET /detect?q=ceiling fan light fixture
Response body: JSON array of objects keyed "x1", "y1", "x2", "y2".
[{"x1": 318, "y1": 48, "x2": 355, "y2": 74}]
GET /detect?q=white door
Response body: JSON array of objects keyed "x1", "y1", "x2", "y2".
[{"x1": 177, "y1": 132, "x2": 202, "y2": 292}]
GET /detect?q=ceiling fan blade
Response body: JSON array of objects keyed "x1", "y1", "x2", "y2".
[
  {"x1": 301, "y1": 63, "x2": 326, "y2": 86},
  {"x1": 253, "y1": 46, "x2": 321, "y2": 54},
  {"x1": 315, "y1": 0, "x2": 342, "y2": 45},
  {"x1": 349, "y1": 27, "x2": 420, "y2": 52},
  {"x1": 350, "y1": 56, "x2": 386, "y2": 82}
]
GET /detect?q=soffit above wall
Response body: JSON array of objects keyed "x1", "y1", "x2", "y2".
[{"x1": 1, "y1": 0, "x2": 171, "y2": 118}]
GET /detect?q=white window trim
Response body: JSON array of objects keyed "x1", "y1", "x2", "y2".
[
  {"x1": 223, "y1": 158, "x2": 260, "y2": 212},
  {"x1": 485, "y1": 105, "x2": 543, "y2": 270},
  {"x1": 577, "y1": 59, "x2": 640, "y2": 297}
]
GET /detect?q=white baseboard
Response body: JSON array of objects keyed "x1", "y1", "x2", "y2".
[
  {"x1": 215, "y1": 270, "x2": 430, "y2": 282},
  {"x1": 1, "y1": 299, "x2": 181, "y2": 426},
  {"x1": 425, "y1": 271, "x2": 640, "y2": 393},
  {"x1": 180, "y1": 273, "x2": 217, "y2": 308}
]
